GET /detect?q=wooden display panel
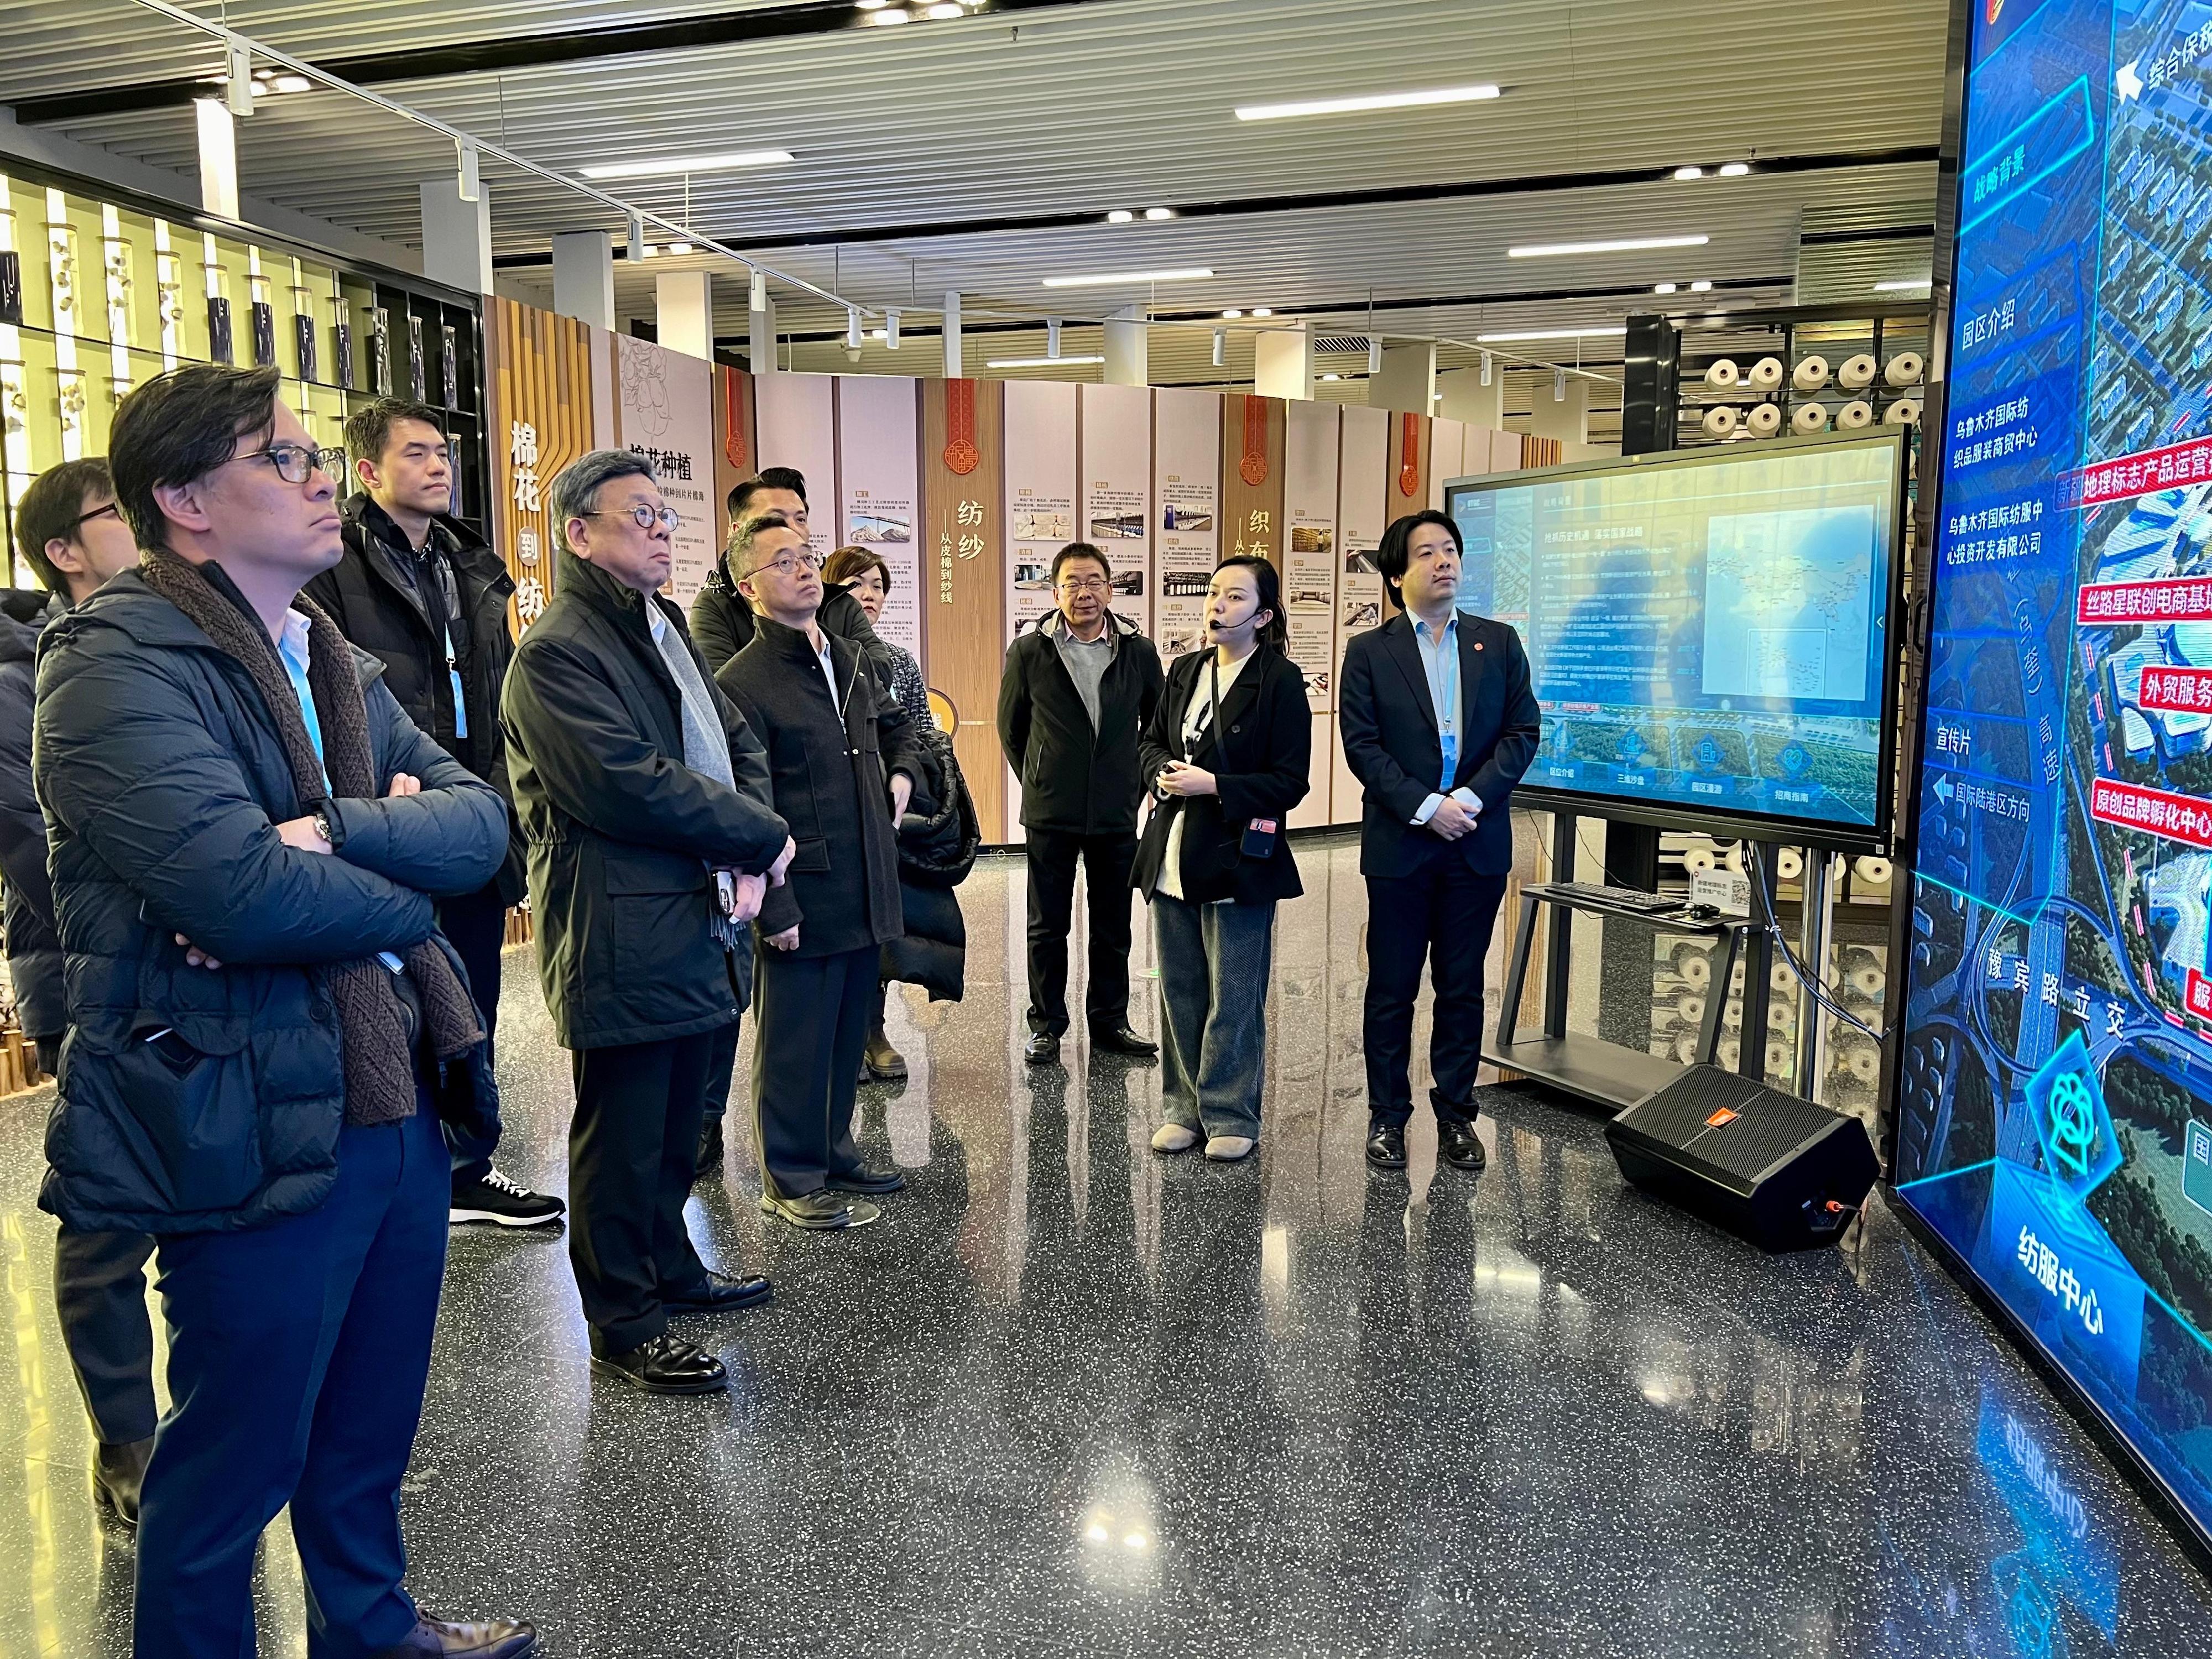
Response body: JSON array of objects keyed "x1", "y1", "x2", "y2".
[{"x1": 922, "y1": 378, "x2": 1010, "y2": 843}]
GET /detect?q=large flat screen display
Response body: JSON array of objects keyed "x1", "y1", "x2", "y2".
[
  {"x1": 1894, "y1": 0, "x2": 2212, "y2": 1548},
  {"x1": 1445, "y1": 434, "x2": 1904, "y2": 847}
]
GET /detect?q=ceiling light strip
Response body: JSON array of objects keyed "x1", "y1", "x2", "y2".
[{"x1": 1235, "y1": 84, "x2": 1500, "y2": 121}]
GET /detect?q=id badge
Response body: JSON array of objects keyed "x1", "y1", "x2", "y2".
[
  {"x1": 1241, "y1": 816, "x2": 1280, "y2": 858},
  {"x1": 450, "y1": 666, "x2": 468, "y2": 739},
  {"x1": 1438, "y1": 732, "x2": 1459, "y2": 792}
]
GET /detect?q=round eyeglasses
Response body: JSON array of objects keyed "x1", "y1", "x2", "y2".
[{"x1": 586, "y1": 504, "x2": 684, "y2": 534}]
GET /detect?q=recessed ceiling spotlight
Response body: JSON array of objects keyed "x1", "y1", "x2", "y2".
[
  {"x1": 1654, "y1": 281, "x2": 1678, "y2": 294},
  {"x1": 1718, "y1": 161, "x2": 1750, "y2": 177},
  {"x1": 639, "y1": 244, "x2": 660, "y2": 258},
  {"x1": 869, "y1": 328, "x2": 888, "y2": 341},
  {"x1": 857, "y1": 0, "x2": 891, "y2": 8},
  {"x1": 1106, "y1": 209, "x2": 1134, "y2": 224},
  {"x1": 1251, "y1": 307, "x2": 1272, "y2": 317},
  {"x1": 1322, "y1": 372, "x2": 1341, "y2": 380},
  {"x1": 926, "y1": 1, "x2": 964, "y2": 15},
  {"x1": 1689, "y1": 279, "x2": 1712, "y2": 292},
  {"x1": 871, "y1": 6, "x2": 911, "y2": 22},
  {"x1": 580, "y1": 150, "x2": 795, "y2": 179},
  {"x1": 1235, "y1": 84, "x2": 1500, "y2": 121},
  {"x1": 1222, "y1": 309, "x2": 1243, "y2": 318},
  {"x1": 1143, "y1": 207, "x2": 1175, "y2": 221},
  {"x1": 269, "y1": 74, "x2": 311, "y2": 94},
  {"x1": 1040, "y1": 267, "x2": 1213, "y2": 288},
  {"x1": 1508, "y1": 235, "x2": 1709, "y2": 258},
  {"x1": 1672, "y1": 165, "x2": 1703, "y2": 180}
]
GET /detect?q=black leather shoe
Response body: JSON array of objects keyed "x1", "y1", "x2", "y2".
[
  {"x1": 1091, "y1": 1023, "x2": 1160, "y2": 1057},
  {"x1": 692, "y1": 1119, "x2": 725, "y2": 1181},
  {"x1": 662, "y1": 1270, "x2": 773, "y2": 1313},
  {"x1": 1024, "y1": 1032, "x2": 1060, "y2": 1065},
  {"x1": 1438, "y1": 1119, "x2": 1488, "y2": 1171},
  {"x1": 1365, "y1": 1122, "x2": 1408, "y2": 1170},
  {"x1": 371, "y1": 1615, "x2": 538, "y2": 1657},
  {"x1": 589, "y1": 1333, "x2": 728, "y2": 1395},
  {"x1": 760, "y1": 1189, "x2": 882, "y2": 1230},
  {"x1": 92, "y1": 1436, "x2": 152, "y2": 1527},
  {"x1": 828, "y1": 1165, "x2": 906, "y2": 1195}
]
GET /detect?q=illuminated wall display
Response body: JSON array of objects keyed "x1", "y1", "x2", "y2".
[{"x1": 1895, "y1": 0, "x2": 2212, "y2": 1547}]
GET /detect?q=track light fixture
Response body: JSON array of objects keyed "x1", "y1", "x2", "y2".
[
  {"x1": 1047, "y1": 317, "x2": 1063, "y2": 358},
  {"x1": 1368, "y1": 337, "x2": 1383, "y2": 373},
  {"x1": 1212, "y1": 328, "x2": 1225, "y2": 367}
]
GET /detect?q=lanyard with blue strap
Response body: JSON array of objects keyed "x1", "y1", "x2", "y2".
[{"x1": 1429, "y1": 617, "x2": 1459, "y2": 792}]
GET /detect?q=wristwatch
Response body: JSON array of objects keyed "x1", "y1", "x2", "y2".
[{"x1": 312, "y1": 806, "x2": 341, "y2": 850}]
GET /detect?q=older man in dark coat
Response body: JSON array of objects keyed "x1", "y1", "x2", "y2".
[
  {"x1": 503, "y1": 451, "x2": 794, "y2": 1399},
  {"x1": 715, "y1": 511, "x2": 920, "y2": 1230}
]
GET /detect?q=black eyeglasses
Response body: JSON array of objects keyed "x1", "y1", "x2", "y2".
[
  {"x1": 586, "y1": 504, "x2": 684, "y2": 533},
  {"x1": 235, "y1": 443, "x2": 346, "y2": 485},
  {"x1": 68, "y1": 501, "x2": 123, "y2": 532}
]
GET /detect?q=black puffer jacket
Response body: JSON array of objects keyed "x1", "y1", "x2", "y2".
[
  {"x1": 304, "y1": 494, "x2": 524, "y2": 903},
  {"x1": 882, "y1": 723, "x2": 978, "y2": 1002},
  {"x1": 34, "y1": 568, "x2": 508, "y2": 1234},
  {"x1": 503, "y1": 548, "x2": 790, "y2": 1051},
  {"x1": 0, "y1": 588, "x2": 64, "y2": 1044}
]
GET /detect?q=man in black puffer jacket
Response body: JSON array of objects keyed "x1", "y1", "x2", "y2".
[
  {"x1": 3, "y1": 457, "x2": 152, "y2": 1526},
  {"x1": 302, "y1": 398, "x2": 562, "y2": 1232},
  {"x1": 38, "y1": 366, "x2": 533, "y2": 1659}
]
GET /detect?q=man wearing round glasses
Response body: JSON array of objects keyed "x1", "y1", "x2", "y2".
[
  {"x1": 997, "y1": 541, "x2": 1164, "y2": 1066},
  {"x1": 716, "y1": 512, "x2": 919, "y2": 1230},
  {"x1": 503, "y1": 451, "x2": 796, "y2": 1397}
]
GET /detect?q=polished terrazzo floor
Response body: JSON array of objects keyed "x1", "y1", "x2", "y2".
[{"x1": 2, "y1": 833, "x2": 2209, "y2": 1657}]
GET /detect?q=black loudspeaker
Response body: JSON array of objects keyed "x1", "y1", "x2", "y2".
[{"x1": 1604, "y1": 1065, "x2": 1879, "y2": 1252}]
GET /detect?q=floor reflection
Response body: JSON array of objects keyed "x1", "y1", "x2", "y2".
[{"x1": 0, "y1": 839, "x2": 2205, "y2": 1657}]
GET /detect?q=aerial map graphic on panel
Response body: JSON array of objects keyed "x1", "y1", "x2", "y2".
[{"x1": 1895, "y1": 0, "x2": 2212, "y2": 1562}]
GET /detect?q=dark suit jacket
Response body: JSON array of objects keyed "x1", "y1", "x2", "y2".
[
  {"x1": 716, "y1": 617, "x2": 921, "y2": 959},
  {"x1": 1338, "y1": 610, "x2": 1540, "y2": 878},
  {"x1": 1131, "y1": 645, "x2": 1310, "y2": 905}
]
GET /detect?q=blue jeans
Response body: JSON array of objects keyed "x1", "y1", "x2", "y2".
[
  {"x1": 136, "y1": 1102, "x2": 447, "y2": 1659},
  {"x1": 1152, "y1": 894, "x2": 1276, "y2": 1140}
]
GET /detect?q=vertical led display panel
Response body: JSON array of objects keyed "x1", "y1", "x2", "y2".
[{"x1": 1895, "y1": 0, "x2": 2212, "y2": 1545}]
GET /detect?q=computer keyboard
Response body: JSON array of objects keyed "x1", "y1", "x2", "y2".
[{"x1": 1546, "y1": 883, "x2": 1685, "y2": 915}]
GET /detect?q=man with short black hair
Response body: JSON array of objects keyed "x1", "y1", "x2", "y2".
[
  {"x1": 39, "y1": 363, "x2": 532, "y2": 1657},
  {"x1": 504, "y1": 450, "x2": 795, "y2": 1395},
  {"x1": 1339, "y1": 509, "x2": 1540, "y2": 1175},
  {"x1": 997, "y1": 541, "x2": 1164, "y2": 1066},
  {"x1": 3, "y1": 457, "x2": 155, "y2": 1526},
  {"x1": 304, "y1": 397, "x2": 561, "y2": 1230},
  {"x1": 717, "y1": 511, "x2": 918, "y2": 1228}
]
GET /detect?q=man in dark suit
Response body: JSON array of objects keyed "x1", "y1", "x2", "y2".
[
  {"x1": 1338, "y1": 509, "x2": 1540, "y2": 1173},
  {"x1": 716, "y1": 512, "x2": 919, "y2": 1229}
]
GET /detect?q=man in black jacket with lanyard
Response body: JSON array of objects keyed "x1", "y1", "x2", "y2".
[
  {"x1": 1339, "y1": 509, "x2": 1540, "y2": 1175},
  {"x1": 997, "y1": 542, "x2": 1165, "y2": 1066},
  {"x1": 503, "y1": 452, "x2": 795, "y2": 1396},
  {"x1": 717, "y1": 512, "x2": 919, "y2": 1229},
  {"x1": 302, "y1": 398, "x2": 562, "y2": 1230}
]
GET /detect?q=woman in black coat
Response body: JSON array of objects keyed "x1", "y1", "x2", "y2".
[{"x1": 1131, "y1": 555, "x2": 1310, "y2": 1162}]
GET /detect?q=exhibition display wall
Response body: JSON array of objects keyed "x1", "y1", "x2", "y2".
[
  {"x1": 0, "y1": 160, "x2": 487, "y2": 582},
  {"x1": 1895, "y1": 0, "x2": 2212, "y2": 1553},
  {"x1": 484, "y1": 293, "x2": 1554, "y2": 842}
]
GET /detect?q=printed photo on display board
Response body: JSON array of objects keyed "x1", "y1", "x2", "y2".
[
  {"x1": 1895, "y1": 0, "x2": 2212, "y2": 1550},
  {"x1": 837, "y1": 375, "x2": 924, "y2": 659},
  {"x1": 1154, "y1": 388, "x2": 1222, "y2": 662},
  {"x1": 1082, "y1": 383, "x2": 1155, "y2": 633},
  {"x1": 1284, "y1": 401, "x2": 1342, "y2": 709},
  {"x1": 1003, "y1": 381, "x2": 1079, "y2": 642}
]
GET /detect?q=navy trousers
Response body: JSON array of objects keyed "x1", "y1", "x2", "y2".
[{"x1": 135, "y1": 1102, "x2": 447, "y2": 1659}]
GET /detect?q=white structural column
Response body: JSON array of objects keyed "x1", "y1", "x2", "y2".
[
  {"x1": 942, "y1": 290, "x2": 963, "y2": 379},
  {"x1": 419, "y1": 178, "x2": 493, "y2": 294},
  {"x1": 194, "y1": 99, "x2": 239, "y2": 221},
  {"x1": 655, "y1": 269, "x2": 713, "y2": 361},
  {"x1": 1366, "y1": 341, "x2": 1436, "y2": 414},
  {"x1": 1438, "y1": 365, "x2": 1506, "y2": 428},
  {"x1": 551, "y1": 230, "x2": 615, "y2": 330},
  {"x1": 1527, "y1": 378, "x2": 1590, "y2": 445},
  {"x1": 1253, "y1": 321, "x2": 1313, "y2": 400},
  {"x1": 1103, "y1": 304, "x2": 1149, "y2": 386}
]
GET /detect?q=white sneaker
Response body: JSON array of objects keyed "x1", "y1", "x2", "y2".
[
  {"x1": 1150, "y1": 1123, "x2": 1198, "y2": 1154},
  {"x1": 1203, "y1": 1136, "x2": 1255, "y2": 1162}
]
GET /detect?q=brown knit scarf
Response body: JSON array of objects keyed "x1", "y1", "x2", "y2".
[{"x1": 139, "y1": 546, "x2": 484, "y2": 1125}]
